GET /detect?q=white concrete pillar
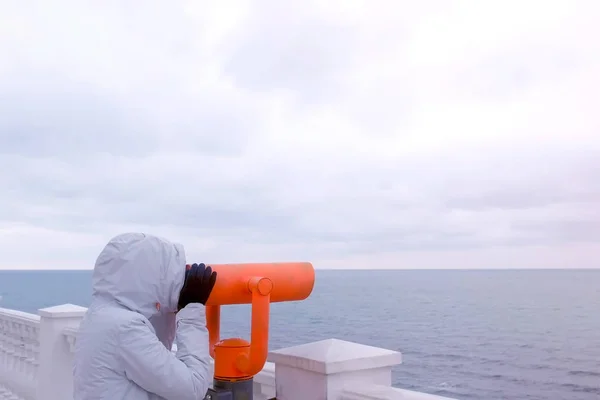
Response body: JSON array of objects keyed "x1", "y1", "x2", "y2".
[
  {"x1": 268, "y1": 338, "x2": 402, "y2": 400},
  {"x1": 35, "y1": 304, "x2": 86, "y2": 400}
]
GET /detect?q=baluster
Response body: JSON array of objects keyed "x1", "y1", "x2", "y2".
[
  {"x1": 32, "y1": 326, "x2": 40, "y2": 382},
  {"x1": 3, "y1": 320, "x2": 10, "y2": 367},
  {"x1": 8, "y1": 322, "x2": 17, "y2": 373},
  {"x1": 24, "y1": 325, "x2": 34, "y2": 381},
  {"x1": 13, "y1": 322, "x2": 21, "y2": 378},
  {"x1": 22, "y1": 325, "x2": 30, "y2": 380},
  {"x1": 16, "y1": 323, "x2": 24, "y2": 379},
  {"x1": 0, "y1": 320, "x2": 7, "y2": 368}
]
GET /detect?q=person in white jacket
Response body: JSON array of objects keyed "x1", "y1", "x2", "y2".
[{"x1": 73, "y1": 232, "x2": 217, "y2": 400}]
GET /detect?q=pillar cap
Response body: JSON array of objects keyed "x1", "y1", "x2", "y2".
[
  {"x1": 39, "y1": 304, "x2": 87, "y2": 318},
  {"x1": 268, "y1": 338, "x2": 402, "y2": 375}
]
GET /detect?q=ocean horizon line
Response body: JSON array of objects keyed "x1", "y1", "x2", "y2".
[{"x1": 0, "y1": 267, "x2": 599, "y2": 271}]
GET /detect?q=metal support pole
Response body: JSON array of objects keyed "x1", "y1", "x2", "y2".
[{"x1": 204, "y1": 378, "x2": 254, "y2": 400}]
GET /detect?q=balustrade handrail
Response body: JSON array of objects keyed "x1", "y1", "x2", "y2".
[
  {"x1": 0, "y1": 308, "x2": 41, "y2": 324},
  {"x1": 341, "y1": 385, "x2": 457, "y2": 400}
]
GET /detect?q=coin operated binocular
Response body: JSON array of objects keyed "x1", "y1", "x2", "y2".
[{"x1": 201, "y1": 262, "x2": 315, "y2": 400}]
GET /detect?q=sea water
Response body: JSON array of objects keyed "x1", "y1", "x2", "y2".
[{"x1": 0, "y1": 269, "x2": 598, "y2": 399}]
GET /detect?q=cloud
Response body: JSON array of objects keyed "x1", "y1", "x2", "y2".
[{"x1": 0, "y1": 0, "x2": 599, "y2": 269}]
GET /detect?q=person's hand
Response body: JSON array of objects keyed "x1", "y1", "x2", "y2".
[{"x1": 178, "y1": 263, "x2": 217, "y2": 311}]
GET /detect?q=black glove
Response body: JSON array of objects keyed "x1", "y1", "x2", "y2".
[{"x1": 178, "y1": 263, "x2": 217, "y2": 311}]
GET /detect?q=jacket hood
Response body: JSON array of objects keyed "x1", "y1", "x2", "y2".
[{"x1": 91, "y1": 233, "x2": 186, "y2": 319}]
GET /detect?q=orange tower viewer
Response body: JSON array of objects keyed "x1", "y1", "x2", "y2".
[{"x1": 201, "y1": 262, "x2": 315, "y2": 399}]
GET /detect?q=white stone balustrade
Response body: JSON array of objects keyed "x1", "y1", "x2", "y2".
[
  {"x1": 0, "y1": 307, "x2": 40, "y2": 400},
  {"x1": 0, "y1": 304, "x2": 456, "y2": 400}
]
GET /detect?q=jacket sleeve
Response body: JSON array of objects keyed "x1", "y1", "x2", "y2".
[{"x1": 118, "y1": 303, "x2": 212, "y2": 400}]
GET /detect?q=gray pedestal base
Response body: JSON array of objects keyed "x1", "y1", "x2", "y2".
[{"x1": 204, "y1": 378, "x2": 254, "y2": 400}]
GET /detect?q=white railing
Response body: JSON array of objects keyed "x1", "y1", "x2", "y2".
[
  {"x1": 0, "y1": 308, "x2": 40, "y2": 400},
  {"x1": 0, "y1": 304, "x2": 456, "y2": 400}
]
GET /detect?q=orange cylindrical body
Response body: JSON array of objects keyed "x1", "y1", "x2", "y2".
[
  {"x1": 205, "y1": 262, "x2": 314, "y2": 306},
  {"x1": 213, "y1": 338, "x2": 251, "y2": 380}
]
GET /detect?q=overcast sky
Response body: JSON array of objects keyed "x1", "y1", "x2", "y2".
[{"x1": 0, "y1": 0, "x2": 599, "y2": 270}]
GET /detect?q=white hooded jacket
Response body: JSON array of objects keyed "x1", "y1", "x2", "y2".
[{"x1": 73, "y1": 233, "x2": 212, "y2": 400}]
